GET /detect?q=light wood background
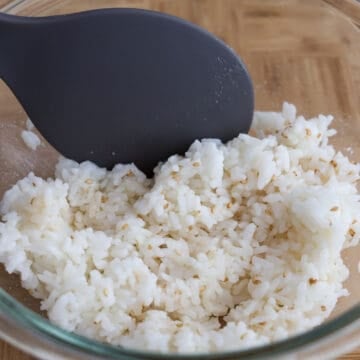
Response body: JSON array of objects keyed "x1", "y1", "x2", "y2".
[{"x1": 0, "y1": 0, "x2": 360, "y2": 359}]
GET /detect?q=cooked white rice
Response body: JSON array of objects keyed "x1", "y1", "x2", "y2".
[
  {"x1": 21, "y1": 128, "x2": 41, "y2": 150},
  {"x1": 1, "y1": 103, "x2": 359, "y2": 353}
]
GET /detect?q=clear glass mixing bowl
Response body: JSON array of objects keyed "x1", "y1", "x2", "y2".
[{"x1": 0, "y1": 0, "x2": 360, "y2": 359}]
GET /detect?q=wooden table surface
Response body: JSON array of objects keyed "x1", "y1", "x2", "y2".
[{"x1": 1, "y1": 0, "x2": 360, "y2": 359}]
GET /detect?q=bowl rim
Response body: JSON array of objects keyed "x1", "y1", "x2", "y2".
[{"x1": 1, "y1": 288, "x2": 360, "y2": 359}]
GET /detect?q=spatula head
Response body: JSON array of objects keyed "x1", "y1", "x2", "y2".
[{"x1": 0, "y1": 9, "x2": 253, "y2": 176}]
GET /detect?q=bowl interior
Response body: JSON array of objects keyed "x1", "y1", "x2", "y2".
[{"x1": 0, "y1": 0, "x2": 360, "y2": 349}]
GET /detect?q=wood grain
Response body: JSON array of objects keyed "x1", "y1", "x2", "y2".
[
  {"x1": 0, "y1": 0, "x2": 14, "y2": 9},
  {"x1": 0, "y1": 342, "x2": 35, "y2": 360},
  {"x1": 0, "y1": 0, "x2": 360, "y2": 359},
  {"x1": 324, "y1": 0, "x2": 360, "y2": 27}
]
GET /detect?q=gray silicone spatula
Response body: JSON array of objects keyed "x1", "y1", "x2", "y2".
[{"x1": 0, "y1": 8, "x2": 253, "y2": 176}]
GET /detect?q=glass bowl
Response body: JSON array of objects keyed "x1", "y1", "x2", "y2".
[{"x1": 1, "y1": 0, "x2": 360, "y2": 359}]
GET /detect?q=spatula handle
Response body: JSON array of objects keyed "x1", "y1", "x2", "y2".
[
  {"x1": 0, "y1": 13, "x2": 14, "y2": 80},
  {"x1": 0, "y1": 13, "x2": 49, "y2": 88},
  {"x1": 0, "y1": 13, "x2": 28, "y2": 82}
]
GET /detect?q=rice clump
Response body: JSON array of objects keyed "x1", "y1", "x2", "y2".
[
  {"x1": 21, "y1": 118, "x2": 41, "y2": 150},
  {"x1": 0, "y1": 103, "x2": 359, "y2": 353}
]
